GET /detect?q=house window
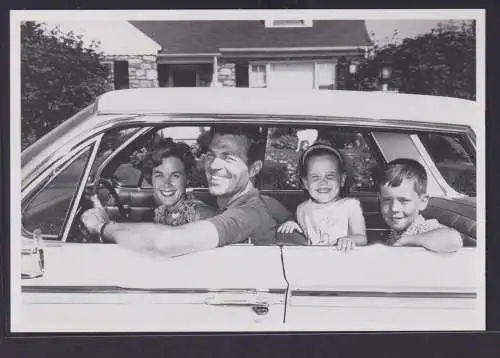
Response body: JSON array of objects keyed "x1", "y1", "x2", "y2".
[
  {"x1": 250, "y1": 64, "x2": 267, "y2": 88},
  {"x1": 316, "y1": 63, "x2": 336, "y2": 90},
  {"x1": 249, "y1": 61, "x2": 336, "y2": 90},
  {"x1": 265, "y1": 19, "x2": 313, "y2": 28},
  {"x1": 113, "y1": 60, "x2": 129, "y2": 89}
]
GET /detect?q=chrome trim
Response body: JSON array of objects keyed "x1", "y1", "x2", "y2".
[
  {"x1": 291, "y1": 290, "x2": 476, "y2": 299},
  {"x1": 22, "y1": 142, "x2": 99, "y2": 240},
  {"x1": 22, "y1": 286, "x2": 287, "y2": 295},
  {"x1": 410, "y1": 134, "x2": 467, "y2": 199},
  {"x1": 61, "y1": 136, "x2": 102, "y2": 243},
  {"x1": 92, "y1": 127, "x2": 152, "y2": 185},
  {"x1": 369, "y1": 133, "x2": 388, "y2": 163}
]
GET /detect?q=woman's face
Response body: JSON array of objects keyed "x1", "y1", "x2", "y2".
[{"x1": 152, "y1": 156, "x2": 187, "y2": 207}]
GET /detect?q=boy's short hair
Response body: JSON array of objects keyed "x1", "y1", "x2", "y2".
[
  {"x1": 298, "y1": 143, "x2": 345, "y2": 179},
  {"x1": 209, "y1": 125, "x2": 266, "y2": 165},
  {"x1": 376, "y1": 158, "x2": 427, "y2": 195}
]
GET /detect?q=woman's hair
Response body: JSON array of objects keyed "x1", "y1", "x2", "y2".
[
  {"x1": 298, "y1": 143, "x2": 346, "y2": 179},
  {"x1": 142, "y1": 141, "x2": 196, "y2": 182}
]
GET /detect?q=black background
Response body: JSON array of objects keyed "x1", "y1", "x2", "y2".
[{"x1": 1, "y1": 0, "x2": 498, "y2": 357}]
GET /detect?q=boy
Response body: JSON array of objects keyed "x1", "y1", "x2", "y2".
[{"x1": 377, "y1": 158, "x2": 462, "y2": 253}]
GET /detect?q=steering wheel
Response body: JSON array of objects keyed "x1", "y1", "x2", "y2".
[{"x1": 73, "y1": 178, "x2": 129, "y2": 243}]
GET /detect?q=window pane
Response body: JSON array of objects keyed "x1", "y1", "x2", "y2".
[
  {"x1": 262, "y1": 127, "x2": 378, "y2": 192},
  {"x1": 23, "y1": 147, "x2": 92, "y2": 237},
  {"x1": 419, "y1": 133, "x2": 476, "y2": 196},
  {"x1": 317, "y1": 63, "x2": 335, "y2": 90},
  {"x1": 269, "y1": 63, "x2": 314, "y2": 89},
  {"x1": 250, "y1": 64, "x2": 267, "y2": 88},
  {"x1": 113, "y1": 60, "x2": 129, "y2": 89},
  {"x1": 88, "y1": 127, "x2": 141, "y2": 183},
  {"x1": 98, "y1": 126, "x2": 209, "y2": 189}
]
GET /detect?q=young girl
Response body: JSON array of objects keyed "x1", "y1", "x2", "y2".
[{"x1": 278, "y1": 143, "x2": 367, "y2": 251}]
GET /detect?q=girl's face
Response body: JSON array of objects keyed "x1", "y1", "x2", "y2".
[{"x1": 302, "y1": 154, "x2": 346, "y2": 204}]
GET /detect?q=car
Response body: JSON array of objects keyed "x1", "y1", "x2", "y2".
[{"x1": 15, "y1": 88, "x2": 482, "y2": 332}]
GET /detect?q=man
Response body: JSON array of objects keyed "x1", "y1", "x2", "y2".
[{"x1": 81, "y1": 125, "x2": 292, "y2": 257}]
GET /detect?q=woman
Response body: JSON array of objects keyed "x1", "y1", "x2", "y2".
[{"x1": 144, "y1": 141, "x2": 216, "y2": 226}]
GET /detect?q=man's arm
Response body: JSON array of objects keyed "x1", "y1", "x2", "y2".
[
  {"x1": 81, "y1": 195, "x2": 219, "y2": 257},
  {"x1": 102, "y1": 220, "x2": 219, "y2": 257},
  {"x1": 393, "y1": 227, "x2": 463, "y2": 253}
]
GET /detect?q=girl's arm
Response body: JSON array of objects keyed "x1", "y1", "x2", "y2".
[{"x1": 347, "y1": 199, "x2": 367, "y2": 246}]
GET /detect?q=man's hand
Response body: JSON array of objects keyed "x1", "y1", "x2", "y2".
[
  {"x1": 81, "y1": 195, "x2": 110, "y2": 236},
  {"x1": 278, "y1": 220, "x2": 303, "y2": 234}
]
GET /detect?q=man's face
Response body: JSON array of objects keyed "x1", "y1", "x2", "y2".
[
  {"x1": 204, "y1": 133, "x2": 254, "y2": 198},
  {"x1": 379, "y1": 178, "x2": 428, "y2": 233},
  {"x1": 302, "y1": 154, "x2": 345, "y2": 204},
  {"x1": 152, "y1": 156, "x2": 187, "y2": 207}
]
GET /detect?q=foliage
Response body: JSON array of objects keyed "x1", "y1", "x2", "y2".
[
  {"x1": 21, "y1": 21, "x2": 111, "y2": 150},
  {"x1": 353, "y1": 21, "x2": 475, "y2": 100}
]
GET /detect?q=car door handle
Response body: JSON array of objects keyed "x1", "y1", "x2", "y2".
[{"x1": 204, "y1": 294, "x2": 270, "y2": 315}]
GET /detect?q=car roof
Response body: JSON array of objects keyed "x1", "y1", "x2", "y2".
[{"x1": 96, "y1": 88, "x2": 479, "y2": 130}]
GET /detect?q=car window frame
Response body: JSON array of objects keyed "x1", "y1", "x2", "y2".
[{"x1": 22, "y1": 138, "x2": 100, "y2": 241}]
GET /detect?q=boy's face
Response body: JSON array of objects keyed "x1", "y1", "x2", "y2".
[
  {"x1": 302, "y1": 154, "x2": 346, "y2": 204},
  {"x1": 379, "y1": 178, "x2": 428, "y2": 233}
]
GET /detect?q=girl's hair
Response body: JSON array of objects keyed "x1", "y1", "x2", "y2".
[{"x1": 298, "y1": 143, "x2": 346, "y2": 179}]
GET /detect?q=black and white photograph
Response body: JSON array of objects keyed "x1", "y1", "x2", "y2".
[{"x1": 10, "y1": 9, "x2": 485, "y2": 332}]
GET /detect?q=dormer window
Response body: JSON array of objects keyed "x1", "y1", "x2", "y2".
[{"x1": 265, "y1": 19, "x2": 313, "y2": 28}]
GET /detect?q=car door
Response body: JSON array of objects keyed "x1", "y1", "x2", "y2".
[
  {"x1": 20, "y1": 244, "x2": 287, "y2": 332},
  {"x1": 281, "y1": 245, "x2": 481, "y2": 331},
  {"x1": 17, "y1": 123, "x2": 288, "y2": 332}
]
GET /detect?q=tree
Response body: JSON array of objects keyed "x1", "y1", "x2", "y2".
[
  {"x1": 354, "y1": 21, "x2": 475, "y2": 100},
  {"x1": 21, "y1": 21, "x2": 111, "y2": 149}
]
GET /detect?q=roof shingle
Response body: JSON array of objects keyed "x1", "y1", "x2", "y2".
[{"x1": 130, "y1": 20, "x2": 371, "y2": 54}]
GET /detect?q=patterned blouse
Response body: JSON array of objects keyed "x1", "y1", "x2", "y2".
[{"x1": 154, "y1": 194, "x2": 217, "y2": 226}]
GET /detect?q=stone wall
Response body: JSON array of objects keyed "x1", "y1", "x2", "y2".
[
  {"x1": 217, "y1": 61, "x2": 236, "y2": 87},
  {"x1": 103, "y1": 55, "x2": 159, "y2": 89}
]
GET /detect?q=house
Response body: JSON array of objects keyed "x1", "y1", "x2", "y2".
[{"x1": 104, "y1": 19, "x2": 371, "y2": 91}]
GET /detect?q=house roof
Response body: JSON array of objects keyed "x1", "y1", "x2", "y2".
[{"x1": 129, "y1": 20, "x2": 371, "y2": 55}]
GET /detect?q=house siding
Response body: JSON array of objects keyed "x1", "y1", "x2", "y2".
[
  {"x1": 104, "y1": 54, "x2": 159, "y2": 89},
  {"x1": 218, "y1": 61, "x2": 236, "y2": 87}
]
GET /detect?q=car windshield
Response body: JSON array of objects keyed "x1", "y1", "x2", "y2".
[{"x1": 21, "y1": 103, "x2": 96, "y2": 168}]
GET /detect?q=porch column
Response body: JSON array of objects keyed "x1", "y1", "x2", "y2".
[{"x1": 211, "y1": 55, "x2": 220, "y2": 87}]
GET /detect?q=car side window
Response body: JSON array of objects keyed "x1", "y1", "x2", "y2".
[
  {"x1": 262, "y1": 127, "x2": 379, "y2": 193},
  {"x1": 87, "y1": 127, "x2": 142, "y2": 185},
  {"x1": 100, "y1": 126, "x2": 210, "y2": 189},
  {"x1": 22, "y1": 146, "x2": 93, "y2": 239},
  {"x1": 419, "y1": 133, "x2": 476, "y2": 196}
]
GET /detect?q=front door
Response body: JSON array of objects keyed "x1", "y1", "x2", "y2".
[{"x1": 19, "y1": 245, "x2": 287, "y2": 331}]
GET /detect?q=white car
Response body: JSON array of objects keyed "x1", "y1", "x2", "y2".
[{"x1": 15, "y1": 88, "x2": 482, "y2": 332}]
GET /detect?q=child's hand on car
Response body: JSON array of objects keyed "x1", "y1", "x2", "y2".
[
  {"x1": 278, "y1": 220, "x2": 303, "y2": 234},
  {"x1": 336, "y1": 237, "x2": 356, "y2": 252}
]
